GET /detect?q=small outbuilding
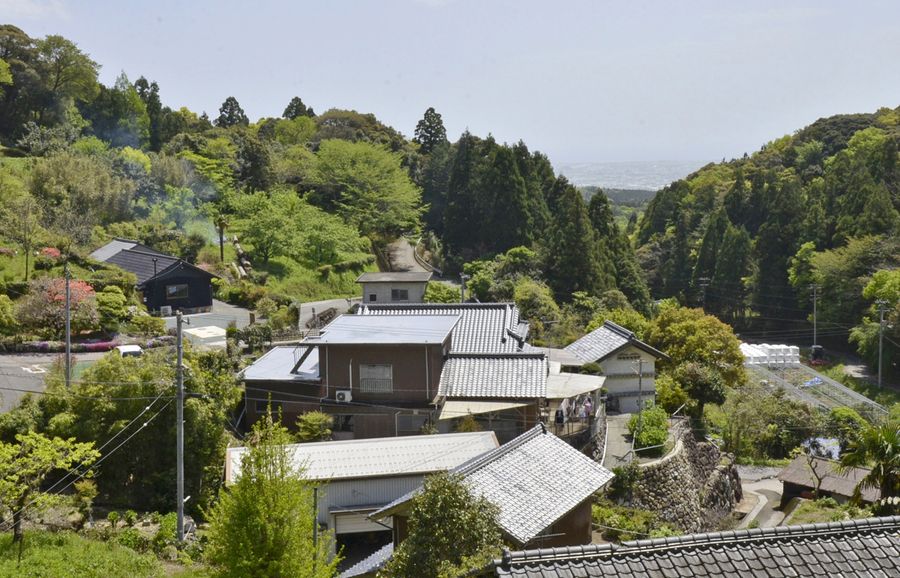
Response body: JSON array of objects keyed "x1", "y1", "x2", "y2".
[
  {"x1": 90, "y1": 238, "x2": 216, "y2": 314},
  {"x1": 778, "y1": 454, "x2": 880, "y2": 506},
  {"x1": 356, "y1": 271, "x2": 432, "y2": 304}
]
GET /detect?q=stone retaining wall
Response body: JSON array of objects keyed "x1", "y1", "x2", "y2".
[{"x1": 629, "y1": 419, "x2": 742, "y2": 533}]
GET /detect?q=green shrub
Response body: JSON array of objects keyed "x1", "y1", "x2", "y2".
[
  {"x1": 592, "y1": 500, "x2": 680, "y2": 542},
  {"x1": 117, "y1": 527, "x2": 149, "y2": 553},
  {"x1": 125, "y1": 315, "x2": 166, "y2": 337},
  {"x1": 628, "y1": 405, "x2": 669, "y2": 450},
  {"x1": 152, "y1": 512, "x2": 177, "y2": 554},
  {"x1": 107, "y1": 510, "x2": 120, "y2": 528},
  {"x1": 124, "y1": 509, "x2": 139, "y2": 527},
  {"x1": 296, "y1": 411, "x2": 333, "y2": 442}
]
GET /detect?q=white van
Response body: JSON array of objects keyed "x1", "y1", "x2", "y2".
[{"x1": 115, "y1": 345, "x2": 144, "y2": 358}]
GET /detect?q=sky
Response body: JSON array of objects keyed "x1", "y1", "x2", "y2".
[{"x1": 4, "y1": 0, "x2": 900, "y2": 165}]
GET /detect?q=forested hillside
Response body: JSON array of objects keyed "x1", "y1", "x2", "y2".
[
  {"x1": 0, "y1": 24, "x2": 650, "y2": 339},
  {"x1": 634, "y1": 108, "x2": 900, "y2": 377}
]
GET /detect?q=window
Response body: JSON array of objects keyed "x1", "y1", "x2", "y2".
[
  {"x1": 617, "y1": 352, "x2": 640, "y2": 361},
  {"x1": 359, "y1": 364, "x2": 393, "y2": 393},
  {"x1": 391, "y1": 288, "x2": 409, "y2": 301},
  {"x1": 255, "y1": 399, "x2": 283, "y2": 415},
  {"x1": 369, "y1": 294, "x2": 377, "y2": 302},
  {"x1": 166, "y1": 284, "x2": 189, "y2": 300}
]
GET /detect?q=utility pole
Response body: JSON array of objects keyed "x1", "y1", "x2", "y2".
[
  {"x1": 810, "y1": 284, "x2": 820, "y2": 347},
  {"x1": 635, "y1": 358, "x2": 643, "y2": 438},
  {"x1": 877, "y1": 300, "x2": 888, "y2": 388},
  {"x1": 460, "y1": 273, "x2": 470, "y2": 303},
  {"x1": 698, "y1": 277, "x2": 710, "y2": 312},
  {"x1": 176, "y1": 311, "x2": 186, "y2": 541},
  {"x1": 64, "y1": 262, "x2": 71, "y2": 388},
  {"x1": 312, "y1": 486, "x2": 319, "y2": 572}
]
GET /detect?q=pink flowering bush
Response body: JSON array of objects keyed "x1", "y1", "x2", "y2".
[{"x1": 16, "y1": 277, "x2": 100, "y2": 338}]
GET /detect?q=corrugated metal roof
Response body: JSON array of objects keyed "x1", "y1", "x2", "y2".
[
  {"x1": 341, "y1": 542, "x2": 393, "y2": 578},
  {"x1": 491, "y1": 515, "x2": 900, "y2": 577},
  {"x1": 438, "y1": 353, "x2": 547, "y2": 398},
  {"x1": 564, "y1": 320, "x2": 666, "y2": 364},
  {"x1": 356, "y1": 272, "x2": 433, "y2": 283},
  {"x1": 304, "y1": 314, "x2": 459, "y2": 345},
  {"x1": 357, "y1": 303, "x2": 530, "y2": 354},
  {"x1": 242, "y1": 346, "x2": 319, "y2": 381},
  {"x1": 225, "y1": 431, "x2": 499, "y2": 483},
  {"x1": 373, "y1": 426, "x2": 614, "y2": 546}
]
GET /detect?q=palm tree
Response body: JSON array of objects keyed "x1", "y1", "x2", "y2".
[{"x1": 839, "y1": 420, "x2": 900, "y2": 505}]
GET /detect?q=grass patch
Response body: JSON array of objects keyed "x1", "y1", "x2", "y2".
[
  {"x1": 786, "y1": 497, "x2": 873, "y2": 526},
  {"x1": 0, "y1": 531, "x2": 162, "y2": 578},
  {"x1": 592, "y1": 499, "x2": 681, "y2": 542},
  {"x1": 820, "y1": 364, "x2": 900, "y2": 408},
  {"x1": 734, "y1": 456, "x2": 792, "y2": 467}
]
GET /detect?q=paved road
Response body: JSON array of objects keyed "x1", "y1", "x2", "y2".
[
  {"x1": 386, "y1": 238, "x2": 429, "y2": 273},
  {"x1": 602, "y1": 414, "x2": 634, "y2": 469},
  {"x1": 0, "y1": 351, "x2": 107, "y2": 412}
]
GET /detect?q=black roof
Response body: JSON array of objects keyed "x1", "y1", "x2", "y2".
[
  {"x1": 91, "y1": 238, "x2": 214, "y2": 285},
  {"x1": 487, "y1": 515, "x2": 900, "y2": 577}
]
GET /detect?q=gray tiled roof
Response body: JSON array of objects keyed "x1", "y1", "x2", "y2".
[
  {"x1": 489, "y1": 515, "x2": 900, "y2": 577},
  {"x1": 438, "y1": 353, "x2": 547, "y2": 398},
  {"x1": 564, "y1": 320, "x2": 666, "y2": 364},
  {"x1": 341, "y1": 542, "x2": 393, "y2": 577},
  {"x1": 356, "y1": 271, "x2": 433, "y2": 283},
  {"x1": 357, "y1": 303, "x2": 531, "y2": 354},
  {"x1": 373, "y1": 426, "x2": 614, "y2": 547}
]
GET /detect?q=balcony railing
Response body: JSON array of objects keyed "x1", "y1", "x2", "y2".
[{"x1": 359, "y1": 378, "x2": 393, "y2": 393}]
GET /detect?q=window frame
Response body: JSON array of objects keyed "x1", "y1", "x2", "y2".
[
  {"x1": 359, "y1": 363, "x2": 393, "y2": 393},
  {"x1": 166, "y1": 283, "x2": 189, "y2": 300}
]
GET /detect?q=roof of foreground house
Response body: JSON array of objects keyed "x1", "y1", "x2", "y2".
[
  {"x1": 373, "y1": 426, "x2": 614, "y2": 546},
  {"x1": 485, "y1": 515, "x2": 900, "y2": 577},
  {"x1": 778, "y1": 455, "x2": 881, "y2": 503},
  {"x1": 225, "y1": 431, "x2": 499, "y2": 484},
  {"x1": 357, "y1": 303, "x2": 531, "y2": 354},
  {"x1": 564, "y1": 320, "x2": 667, "y2": 364},
  {"x1": 438, "y1": 353, "x2": 548, "y2": 399}
]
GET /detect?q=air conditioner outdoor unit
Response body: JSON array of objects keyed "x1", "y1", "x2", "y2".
[
  {"x1": 160, "y1": 305, "x2": 173, "y2": 316},
  {"x1": 335, "y1": 390, "x2": 352, "y2": 403}
]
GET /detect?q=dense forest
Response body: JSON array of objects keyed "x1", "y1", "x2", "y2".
[{"x1": 633, "y1": 109, "x2": 900, "y2": 378}]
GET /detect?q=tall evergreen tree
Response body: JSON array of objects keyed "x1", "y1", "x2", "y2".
[
  {"x1": 484, "y1": 146, "x2": 533, "y2": 253},
  {"x1": 711, "y1": 224, "x2": 751, "y2": 322},
  {"x1": 282, "y1": 96, "x2": 314, "y2": 119},
  {"x1": 134, "y1": 77, "x2": 163, "y2": 151},
  {"x1": 413, "y1": 106, "x2": 448, "y2": 155},
  {"x1": 443, "y1": 131, "x2": 481, "y2": 265},
  {"x1": 420, "y1": 140, "x2": 453, "y2": 234},
  {"x1": 691, "y1": 208, "x2": 729, "y2": 290},
  {"x1": 215, "y1": 95, "x2": 248, "y2": 127},
  {"x1": 544, "y1": 179, "x2": 606, "y2": 299}
]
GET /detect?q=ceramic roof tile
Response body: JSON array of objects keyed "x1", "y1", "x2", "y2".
[
  {"x1": 564, "y1": 321, "x2": 666, "y2": 364},
  {"x1": 438, "y1": 353, "x2": 547, "y2": 398},
  {"x1": 226, "y1": 431, "x2": 498, "y2": 483},
  {"x1": 340, "y1": 542, "x2": 393, "y2": 577},
  {"x1": 491, "y1": 515, "x2": 900, "y2": 578},
  {"x1": 372, "y1": 427, "x2": 613, "y2": 547}
]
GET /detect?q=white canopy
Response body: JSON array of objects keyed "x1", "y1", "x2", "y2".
[
  {"x1": 438, "y1": 400, "x2": 529, "y2": 421},
  {"x1": 546, "y1": 373, "x2": 604, "y2": 400}
]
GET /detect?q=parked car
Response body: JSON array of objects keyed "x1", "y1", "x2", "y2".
[{"x1": 115, "y1": 344, "x2": 143, "y2": 358}]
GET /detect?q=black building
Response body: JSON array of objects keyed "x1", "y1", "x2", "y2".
[{"x1": 90, "y1": 238, "x2": 217, "y2": 314}]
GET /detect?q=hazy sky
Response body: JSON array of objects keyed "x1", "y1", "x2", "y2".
[{"x1": 4, "y1": 0, "x2": 899, "y2": 164}]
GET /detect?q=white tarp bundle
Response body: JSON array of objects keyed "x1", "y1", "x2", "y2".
[{"x1": 740, "y1": 342, "x2": 800, "y2": 367}]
